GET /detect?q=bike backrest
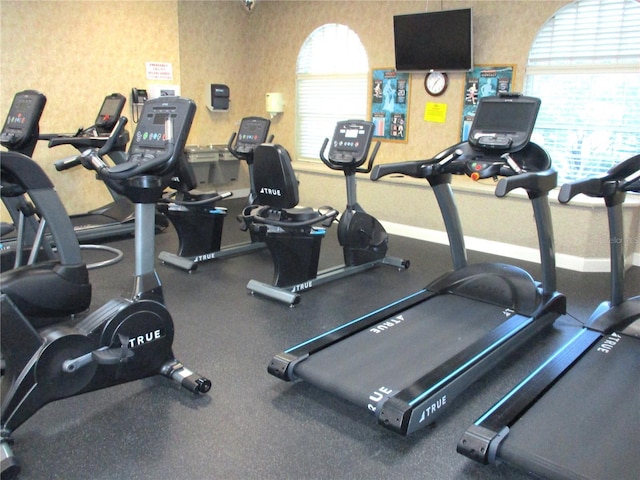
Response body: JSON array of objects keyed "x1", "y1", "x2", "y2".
[{"x1": 252, "y1": 144, "x2": 299, "y2": 209}]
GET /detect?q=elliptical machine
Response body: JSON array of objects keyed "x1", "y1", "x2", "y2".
[
  {"x1": 244, "y1": 119, "x2": 409, "y2": 306},
  {"x1": 0, "y1": 97, "x2": 211, "y2": 478},
  {"x1": 0, "y1": 90, "x2": 53, "y2": 270},
  {"x1": 157, "y1": 116, "x2": 272, "y2": 272},
  {"x1": 0, "y1": 91, "x2": 124, "y2": 273}
]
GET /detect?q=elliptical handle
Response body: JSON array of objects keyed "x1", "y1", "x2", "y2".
[
  {"x1": 358, "y1": 140, "x2": 381, "y2": 174},
  {"x1": 319, "y1": 137, "x2": 341, "y2": 171},
  {"x1": 227, "y1": 131, "x2": 239, "y2": 158},
  {"x1": 97, "y1": 116, "x2": 128, "y2": 157}
]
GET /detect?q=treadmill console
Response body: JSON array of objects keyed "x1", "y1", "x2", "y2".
[
  {"x1": 328, "y1": 120, "x2": 374, "y2": 166},
  {"x1": 128, "y1": 96, "x2": 196, "y2": 168},
  {"x1": 94, "y1": 93, "x2": 126, "y2": 135},
  {"x1": 468, "y1": 94, "x2": 541, "y2": 153},
  {"x1": 234, "y1": 116, "x2": 271, "y2": 154},
  {"x1": 0, "y1": 90, "x2": 47, "y2": 155}
]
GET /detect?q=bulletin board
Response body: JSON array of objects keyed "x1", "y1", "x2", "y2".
[
  {"x1": 370, "y1": 68, "x2": 410, "y2": 143},
  {"x1": 461, "y1": 65, "x2": 515, "y2": 141}
]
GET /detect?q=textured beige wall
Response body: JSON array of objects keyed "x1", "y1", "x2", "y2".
[{"x1": 1, "y1": 0, "x2": 181, "y2": 215}]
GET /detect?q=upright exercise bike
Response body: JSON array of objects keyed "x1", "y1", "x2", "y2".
[
  {"x1": 0, "y1": 97, "x2": 211, "y2": 478},
  {"x1": 157, "y1": 116, "x2": 272, "y2": 272},
  {"x1": 245, "y1": 119, "x2": 409, "y2": 306},
  {"x1": 41, "y1": 92, "x2": 152, "y2": 242}
]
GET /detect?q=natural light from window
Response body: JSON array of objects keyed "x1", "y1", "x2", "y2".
[
  {"x1": 296, "y1": 24, "x2": 369, "y2": 161},
  {"x1": 524, "y1": 0, "x2": 640, "y2": 184}
]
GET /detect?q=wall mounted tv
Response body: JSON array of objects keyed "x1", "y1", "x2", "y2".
[{"x1": 393, "y1": 8, "x2": 473, "y2": 72}]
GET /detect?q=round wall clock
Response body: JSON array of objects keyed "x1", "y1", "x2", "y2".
[{"x1": 424, "y1": 72, "x2": 449, "y2": 96}]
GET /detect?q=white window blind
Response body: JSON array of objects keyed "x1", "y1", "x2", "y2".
[
  {"x1": 524, "y1": 0, "x2": 640, "y2": 184},
  {"x1": 296, "y1": 24, "x2": 369, "y2": 161}
]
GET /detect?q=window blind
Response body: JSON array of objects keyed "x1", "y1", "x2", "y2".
[
  {"x1": 296, "y1": 24, "x2": 369, "y2": 160},
  {"x1": 524, "y1": 0, "x2": 640, "y2": 184}
]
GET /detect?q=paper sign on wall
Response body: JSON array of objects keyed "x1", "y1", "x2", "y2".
[
  {"x1": 424, "y1": 102, "x2": 447, "y2": 123},
  {"x1": 146, "y1": 62, "x2": 173, "y2": 81}
]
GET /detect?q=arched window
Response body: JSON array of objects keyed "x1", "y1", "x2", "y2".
[
  {"x1": 524, "y1": 0, "x2": 640, "y2": 184},
  {"x1": 296, "y1": 24, "x2": 369, "y2": 160}
]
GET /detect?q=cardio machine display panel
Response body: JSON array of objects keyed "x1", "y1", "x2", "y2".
[
  {"x1": 328, "y1": 120, "x2": 374, "y2": 165},
  {"x1": 468, "y1": 95, "x2": 540, "y2": 152},
  {"x1": 235, "y1": 117, "x2": 270, "y2": 151},
  {"x1": 94, "y1": 94, "x2": 126, "y2": 134},
  {"x1": 130, "y1": 98, "x2": 195, "y2": 156},
  {"x1": 0, "y1": 91, "x2": 46, "y2": 148}
]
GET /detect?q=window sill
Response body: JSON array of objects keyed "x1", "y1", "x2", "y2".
[{"x1": 292, "y1": 159, "x2": 640, "y2": 207}]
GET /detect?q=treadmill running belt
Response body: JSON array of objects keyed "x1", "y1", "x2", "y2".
[
  {"x1": 498, "y1": 333, "x2": 640, "y2": 480},
  {"x1": 293, "y1": 294, "x2": 509, "y2": 412}
]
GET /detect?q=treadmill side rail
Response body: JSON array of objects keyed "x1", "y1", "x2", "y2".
[
  {"x1": 457, "y1": 424, "x2": 510, "y2": 465},
  {"x1": 458, "y1": 327, "x2": 601, "y2": 461},
  {"x1": 268, "y1": 352, "x2": 308, "y2": 381},
  {"x1": 377, "y1": 311, "x2": 555, "y2": 435}
]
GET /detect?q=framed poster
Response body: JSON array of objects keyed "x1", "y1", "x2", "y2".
[
  {"x1": 370, "y1": 68, "x2": 410, "y2": 143},
  {"x1": 461, "y1": 65, "x2": 515, "y2": 141}
]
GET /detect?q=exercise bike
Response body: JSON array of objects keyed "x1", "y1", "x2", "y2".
[
  {"x1": 157, "y1": 116, "x2": 272, "y2": 272},
  {"x1": 0, "y1": 96, "x2": 212, "y2": 478},
  {"x1": 41, "y1": 92, "x2": 145, "y2": 242},
  {"x1": 244, "y1": 119, "x2": 409, "y2": 306}
]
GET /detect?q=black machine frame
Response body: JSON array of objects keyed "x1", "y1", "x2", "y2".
[
  {"x1": 457, "y1": 154, "x2": 640, "y2": 480},
  {"x1": 157, "y1": 116, "x2": 272, "y2": 272},
  {"x1": 268, "y1": 94, "x2": 566, "y2": 434},
  {"x1": 1, "y1": 97, "x2": 212, "y2": 478},
  {"x1": 245, "y1": 119, "x2": 409, "y2": 306}
]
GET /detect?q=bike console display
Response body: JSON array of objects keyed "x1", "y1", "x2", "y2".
[
  {"x1": 234, "y1": 116, "x2": 271, "y2": 154},
  {"x1": 328, "y1": 120, "x2": 374, "y2": 166},
  {"x1": 0, "y1": 90, "x2": 47, "y2": 154},
  {"x1": 94, "y1": 93, "x2": 126, "y2": 135},
  {"x1": 130, "y1": 97, "x2": 195, "y2": 159},
  {"x1": 468, "y1": 94, "x2": 541, "y2": 153}
]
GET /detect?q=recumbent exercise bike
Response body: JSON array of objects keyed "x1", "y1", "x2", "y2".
[
  {"x1": 158, "y1": 116, "x2": 272, "y2": 272},
  {"x1": 244, "y1": 119, "x2": 409, "y2": 306},
  {"x1": 0, "y1": 96, "x2": 211, "y2": 478}
]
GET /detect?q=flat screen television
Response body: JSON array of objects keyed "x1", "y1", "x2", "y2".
[{"x1": 393, "y1": 8, "x2": 473, "y2": 72}]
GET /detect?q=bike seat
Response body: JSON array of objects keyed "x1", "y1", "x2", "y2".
[{"x1": 244, "y1": 144, "x2": 337, "y2": 230}]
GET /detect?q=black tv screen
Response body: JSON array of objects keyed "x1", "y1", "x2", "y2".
[{"x1": 394, "y1": 8, "x2": 473, "y2": 72}]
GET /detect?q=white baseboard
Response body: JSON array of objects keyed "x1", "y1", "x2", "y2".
[{"x1": 382, "y1": 221, "x2": 638, "y2": 273}]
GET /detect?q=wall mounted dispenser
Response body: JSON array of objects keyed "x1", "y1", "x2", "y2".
[
  {"x1": 208, "y1": 84, "x2": 230, "y2": 112},
  {"x1": 265, "y1": 92, "x2": 284, "y2": 118}
]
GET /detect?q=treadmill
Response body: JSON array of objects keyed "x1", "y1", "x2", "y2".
[
  {"x1": 457, "y1": 154, "x2": 640, "y2": 479},
  {"x1": 268, "y1": 94, "x2": 566, "y2": 435},
  {"x1": 40, "y1": 93, "x2": 143, "y2": 242}
]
